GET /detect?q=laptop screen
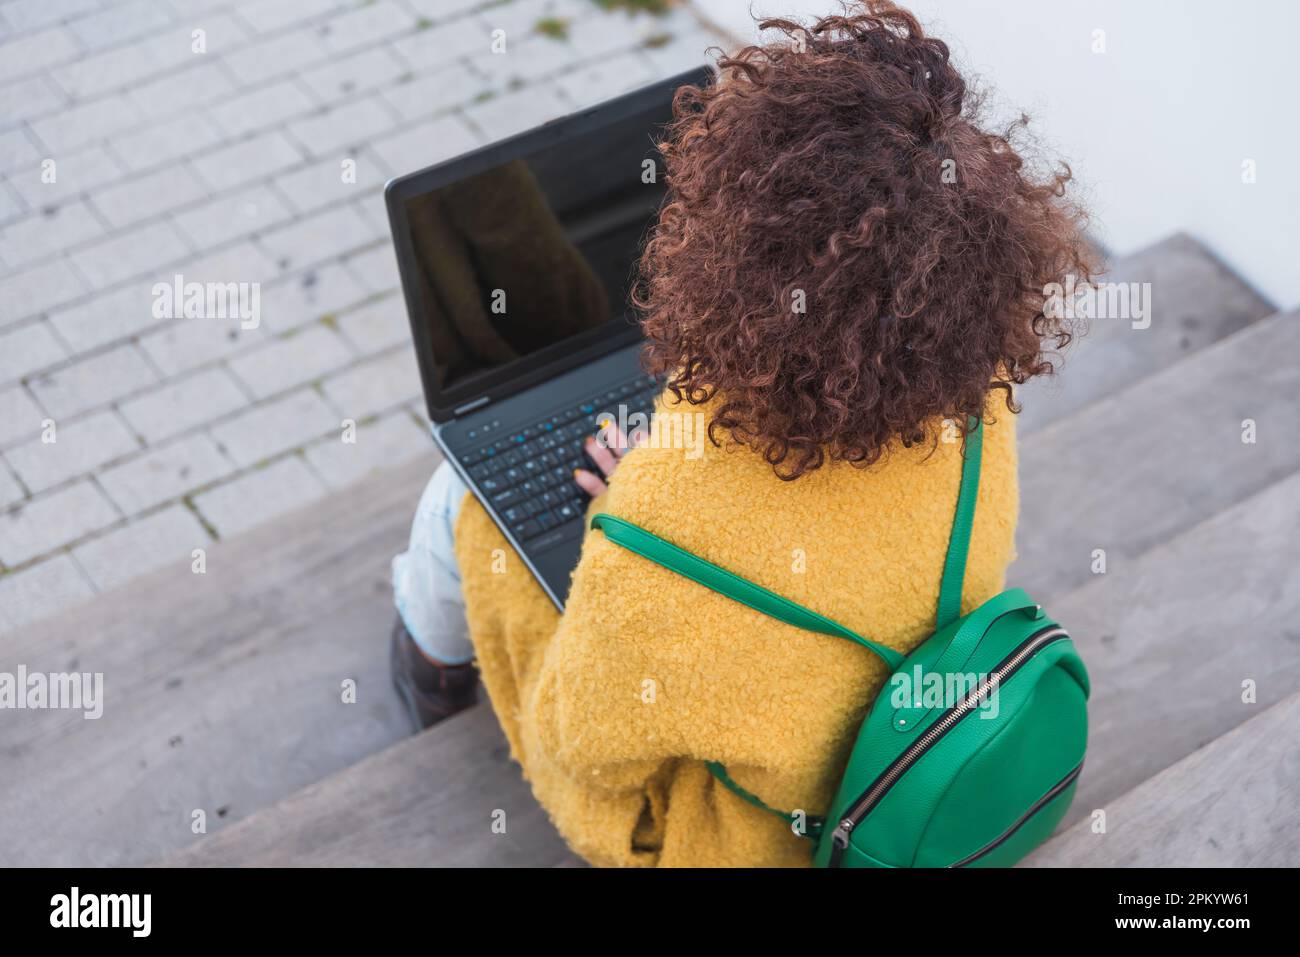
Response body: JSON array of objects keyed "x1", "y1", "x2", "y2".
[{"x1": 393, "y1": 95, "x2": 678, "y2": 401}]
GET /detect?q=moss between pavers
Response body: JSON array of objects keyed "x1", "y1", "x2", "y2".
[
  {"x1": 535, "y1": 17, "x2": 571, "y2": 40},
  {"x1": 592, "y1": 0, "x2": 672, "y2": 14},
  {"x1": 182, "y1": 497, "x2": 221, "y2": 542}
]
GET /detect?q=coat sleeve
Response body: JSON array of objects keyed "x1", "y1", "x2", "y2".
[
  {"x1": 522, "y1": 562, "x2": 816, "y2": 867},
  {"x1": 454, "y1": 493, "x2": 816, "y2": 867}
]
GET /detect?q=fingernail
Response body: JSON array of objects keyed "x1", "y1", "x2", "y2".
[{"x1": 573, "y1": 468, "x2": 584, "y2": 477}]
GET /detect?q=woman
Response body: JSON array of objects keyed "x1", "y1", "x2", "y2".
[{"x1": 390, "y1": 0, "x2": 1092, "y2": 866}]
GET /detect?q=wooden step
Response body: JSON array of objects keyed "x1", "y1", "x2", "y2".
[
  {"x1": 168, "y1": 468, "x2": 1300, "y2": 867},
  {"x1": 163, "y1": 702, "x2": 580, "y2": 867},
  {"x1": 161, "y1": 299, "x2": 1297, "y2": 867},
  {"x1": 1025, "y1": 690, "x2": 1300, "y2": 867},
  {"x1": 1013, "y1": 309, "x2": 1300, "y2": 599},
  {"x1": 1015, "y1": 233, "x2": 1272, "y2": 435},
  {"x1": 1043, "y1": 469, "x2": 1300, "y2": 832},
  {"x1": 1, "y1": 252, "x2": 1289, "y2": 868},
  {"x1": 0, "y1": 452, "x2": 441, "y2": 866}
]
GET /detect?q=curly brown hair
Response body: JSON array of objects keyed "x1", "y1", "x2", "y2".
[{"x1": 634, "y1": 1, "x2": 1096, "y2": 479}]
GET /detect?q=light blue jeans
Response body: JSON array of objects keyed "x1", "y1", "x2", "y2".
[{"x1": 391, "y1": 461, "x2": 475, "y2": 665}]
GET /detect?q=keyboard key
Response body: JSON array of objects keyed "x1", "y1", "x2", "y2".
[
  {"x1": 493, "y1": 490, "x2": 523, "y2": 509},
  {"x1": 512, "y1": 519, "x2": 542, "y2": 539}
]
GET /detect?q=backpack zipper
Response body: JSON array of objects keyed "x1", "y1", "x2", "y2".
[
  {"x1": 827, "y1": 624, "x2": 1069, "y2": 867},
  {"x1": 947, "y1": 761, "x2": 1083, "y2": 867}
]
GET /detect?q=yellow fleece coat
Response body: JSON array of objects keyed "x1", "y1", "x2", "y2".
[{"x1": 453, "y1": 396, "x2": 1018, "y2": 867}]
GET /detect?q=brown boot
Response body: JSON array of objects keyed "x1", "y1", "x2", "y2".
[{"x1": 389, "y1": 616, "x2": 478, "y2": 732}]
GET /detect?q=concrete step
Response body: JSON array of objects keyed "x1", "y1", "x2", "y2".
[
  {"x1": 0, "y1": 452, "x2": 441, "y2": 866},
  {"x1": 1025, "y1": 689, "x2": 1300, "y2": 867},
  {"x1": 164, "y1": 702, "x2": 580, "y2": 867},
  {"x1": 169, "y1": 467, "x2": 1300, "y2": 867},
  {"x1": 1013, "y1": 309, "x2": 1300, "y2": 599},
  {"x1": 1015, "y1": 233, "x2": 1273, "y2": 435}
]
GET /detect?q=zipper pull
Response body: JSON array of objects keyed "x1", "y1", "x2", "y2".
[{"x1": 831, "y1": 820, "x2": 854, "y2": 848}]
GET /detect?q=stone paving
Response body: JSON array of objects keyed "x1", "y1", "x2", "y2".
[{"x1": 0, "y1": 0, "x2": 724, "y2": 633}]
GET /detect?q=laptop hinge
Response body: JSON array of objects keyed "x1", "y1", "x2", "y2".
[{"x1": 452, "y1": 396, "x2": 491, "y2": 417}]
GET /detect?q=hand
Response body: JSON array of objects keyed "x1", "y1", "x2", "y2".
[{"x1": 574, "y1": 419, "x2": 643, "y2": 497}]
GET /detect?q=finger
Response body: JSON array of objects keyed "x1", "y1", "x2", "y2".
[
  {"x1": 598, "y1": 418, "x2": 632, "y2": 457},
  {"x1": 584, "y1": 434, "x2": 618, "y2": 477},
  {"x1": 573, "y1": 468, "x2": 608, "y2": 497}
]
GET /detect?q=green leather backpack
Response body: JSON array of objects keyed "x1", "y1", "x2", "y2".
[{"x1": 590, "y1": 416, "x2": 1090, "y2": 867}]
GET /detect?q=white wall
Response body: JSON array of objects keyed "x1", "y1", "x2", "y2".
[{"x1": 692, "y1": 0, "x2": 1299, "y2": 308}]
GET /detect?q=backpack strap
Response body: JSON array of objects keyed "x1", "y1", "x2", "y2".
[
  {"x1": 588, "y1": 513, "x2": 905, "y2": 671},
  {"x1": 587, "y1": 513, "x2": 902, "y2": 840},
  {"x1": 587, "y1": 415, "x2": 984, "y2": 837},
  {"x1": 704, "y1": 761, "x2": 824, "y2": 840},
  {"x1": 935, "y1": 416, "x2": 983, "y2": 631}
]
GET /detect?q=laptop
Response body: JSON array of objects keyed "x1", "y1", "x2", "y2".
[{"x1": 385, "y1": 68, "x2": 713, "y2": 610}]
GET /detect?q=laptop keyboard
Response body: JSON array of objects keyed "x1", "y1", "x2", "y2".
[{"x1": 459, "y1": 374, "x2": 661, "y2": 544}]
